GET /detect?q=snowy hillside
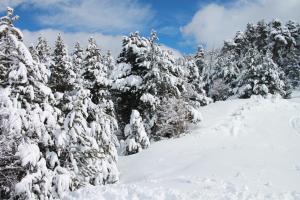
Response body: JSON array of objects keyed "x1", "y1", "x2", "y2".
[
  {"x1": 65, "y1": 94, "x2": 300, "y2": 200},
  {"x1": 1, "y1": 5, "x2": 300, "y2": 200}
]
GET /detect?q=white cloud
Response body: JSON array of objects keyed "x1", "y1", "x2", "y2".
[
  {"x1": 0, "y1": 0, "x2": 63, "y2": 11},
  {"x1": 0, "y1": 0, "x2": 153, "y2": 33},
  {"x1": 1, "y1": 0, "x2": 153, "y2": 33},
  {"x1": 22, "y1": 29, "x2": 123, "y2": 57},
  {"x1": 182, "y1": 0, "x2": 300, "y2": 49},
  {"x1": 41, "y1": 0, "x2": 152, "y2": 33},
  {"x1": 1, "y1": 0, "x2": 151, "y2": 57}
]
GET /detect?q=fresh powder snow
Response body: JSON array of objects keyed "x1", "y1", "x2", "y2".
[{"x1": 64, "y1": 94, "x2": 300, "y2": 200}]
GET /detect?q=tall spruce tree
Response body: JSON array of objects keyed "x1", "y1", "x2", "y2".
[
  {"x1": 49, "y1": 34, "x2": 76, "y2": 93},
  {"x1": 113, "y1": 31, "x2": 205, "y2": 142},
  {"x1": 72, "y1": 42, "x2": 84, "y2": 79},
  {"x1": 0, "y1": 8, "x2": 67, "y2": 199},
  {"x1": 36, "y1": 36, "x2": 52, "y2": 65},
  {"x1": 63, "y1": 86, "x2": 119, "y2": 188},
  {"x1": 82, "y1": 37, "x2": 111, "y2": 104},
  {"x1": 194, "y1": 45, "x2": 206, "y2": 76}
]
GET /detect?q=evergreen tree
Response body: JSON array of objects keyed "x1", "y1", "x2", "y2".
[
  {"x1": 0, "y1": 8, "x2": 66, "y2": 199},
  {"x1": 236, "y1": 49, "x2": 286, "y2": 98},
  {"x1": 244, "y1": 23, "x2": 257, "y2": 47},
  {"x1": 28, "y1": 44, "x2": 51, "y2": 85},
  {"x1": 208, "y1": 53, "x2": 240, "y2": 100},
  {"x1": 0, "y1": 89, "x2": 26, "y2": 199},
  {"x1": 255, "y1": 20, "x2": 269, "y2": 53},
  {"x1": 72, "y1": 42, "x2": 84, "y2": 79},
  {"x1": 269, "y1": 19, "x2": 295, "y2": 62},
  {"x1": 280, "y1": 47, "x2": 300, "y2": 88},
  {"x1": 113, "y1": 31, "x2": 206, "y2": 142},
  {"x1": 122, "y1": 110, "x2": 150, "y2": 155},
  {"x1": 82, "y1": 37, "x2": 111, "y2": 104},
  {"x1": 63, "y1": 86, "x2": 119, "y2": 187},
  {"x1": 207, "y1": 19, "x2": 300, "y2": 100},
  {"x1": 49, "y1": 34, "x2": 76, "y2": 93},
  {"x1": 194, "y1": 45, "x2": 206, "y2": 75},
  {"x1": 184, "y1": 56, "x2": 211, "y2": 106},
  {"x1": 35, "y1": 36, "x2": 52, "y2": 84},
  {"x1": 104, "y1": 50, "x2": 116, "y2": 76},
  {"x1": 83, "y1": 37, "x2": 102, "y2": 89},
  {"x1": 36, "y1": 36, "x2": 52, "y2": 65},
  {"x1": 112, "y1": 31, "x2": 151, "y2": 133}
]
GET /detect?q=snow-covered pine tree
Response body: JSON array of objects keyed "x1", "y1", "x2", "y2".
[
  {"x1": 36, "y1": 36, "x2": 52, "y2": 65},
  {"x1": 244, "y1": 23, "x2": 257, "y2": 48},
  {"x1": 236, "y1": 49, "x2": 286, "y2": 98},
  {"x1": 113, "y1": 31, "x2": 205, "y2": 141},
  {"x1": 202, "y1": 48, "x2": 220, "y2": 94},
  {"x1": 104, "y1": 50, "x2": 116, "y2": 76},
  {"x1": 194, "y1": 45, "x2": 206, "y2": 76},
  {"x1": 82, "y1": 37, "x2": 111, "y2": 105},
  {"x1": 112, "y1": 31, "x2": 151, "y2": 133},
  {"x1": 0, "y1": 88, "x2": 25, "y2": 199},
  {"x1": 122, "y1": 109, "x2": 150, "y2": 155},
  {"x1": 278, "y1": 21, "x2": 300, "y2": 89},
  {"x1": 32, "y1": 36, "x2": 52, "y2": 84},
  {"x1": 29, "y1": 44, "x2": 39, "y2": 62},
  {"x1": 208, "y1": 52, "x2": 240, "y2": 101},
  {"x1": 28, "y1": 44, "x2": 51, "y2": 85},
  {"x1": 81, "y1": 37, "x2": 117, "y2": 130},
  {"x1": 286, "y1": 20, "x2": 300, "y2": 48},
  {"x1": 49, "y1": 34, "x2": 76, "y2": 93},
  {"x1": 139, "y1": 31, "x2": 185, "y2": 135},
  {"x1": 72, "y1": 42, "x2": 84, "y2": 79},
  {"x1": 82, "y1": 37, "x2": 101, "y2": 89},
  {"x1": 269, "y1": 19, "x2": 295, "y2": 63},
  {"x1": 63, "y1": 85, "x2": 119, "y2": 188},
  {"x1": 183, "y1": 56, "x2": 211, "y2": 106},
  {"x1": 0, "y1": 8, "x2": 66, "y2": 199},
  {"x1": 206, "y1": 19, "x2": 300, "y2": 100},
  {"x1": 255, "y1": 20, "x2": 269, "y2": 54},
  {"x1": 282, "y1": 47, "x2": 300, "y2": 88}
]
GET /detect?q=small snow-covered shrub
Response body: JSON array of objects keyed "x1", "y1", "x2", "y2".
[{"x1": 123, "y1": 110, "x2": 150, "y2": 155}]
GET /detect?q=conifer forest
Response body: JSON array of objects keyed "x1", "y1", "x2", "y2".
[{"x1": 1, "y1": 4, "x2": 300, "y2": 200}]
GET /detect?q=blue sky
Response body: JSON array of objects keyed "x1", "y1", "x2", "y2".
[{"x1": 1, "y1": 0, "x2": 300, "y2": 56}]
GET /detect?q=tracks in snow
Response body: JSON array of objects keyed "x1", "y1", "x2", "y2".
[{"x1": 212, "y1": 97, "x2": 262, "y2": 136}]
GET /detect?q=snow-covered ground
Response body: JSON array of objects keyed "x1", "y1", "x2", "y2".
[{"x1": 65, "y1": 94, "x2": 300, "y2": 200}]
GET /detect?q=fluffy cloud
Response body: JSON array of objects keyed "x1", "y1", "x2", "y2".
[
  {"x1": 0, "y1": 0, "x2": 63, "y2": 11},
  {"x1": 22, "y1": 29, "x2": 123, "y2": 57},
  {"x1": 1, "y1": 0, "x2": 152, "y2": 56},
  {"x1": 182, "y1": 0, "x2": 300, "y2": 49},
  {"x1": 1, "y1": 0, "x2": 153, "y2": 33},
  {"x1": 40, "y1": 0, "x2": 153, "y2": 33},
  {"x1": 0, "y1": 0, "x2": 153, "y2": 33}
]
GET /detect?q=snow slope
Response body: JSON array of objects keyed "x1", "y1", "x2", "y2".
[{"x1": 65, "y1": 95, "x2": 300, "y2": 200}]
